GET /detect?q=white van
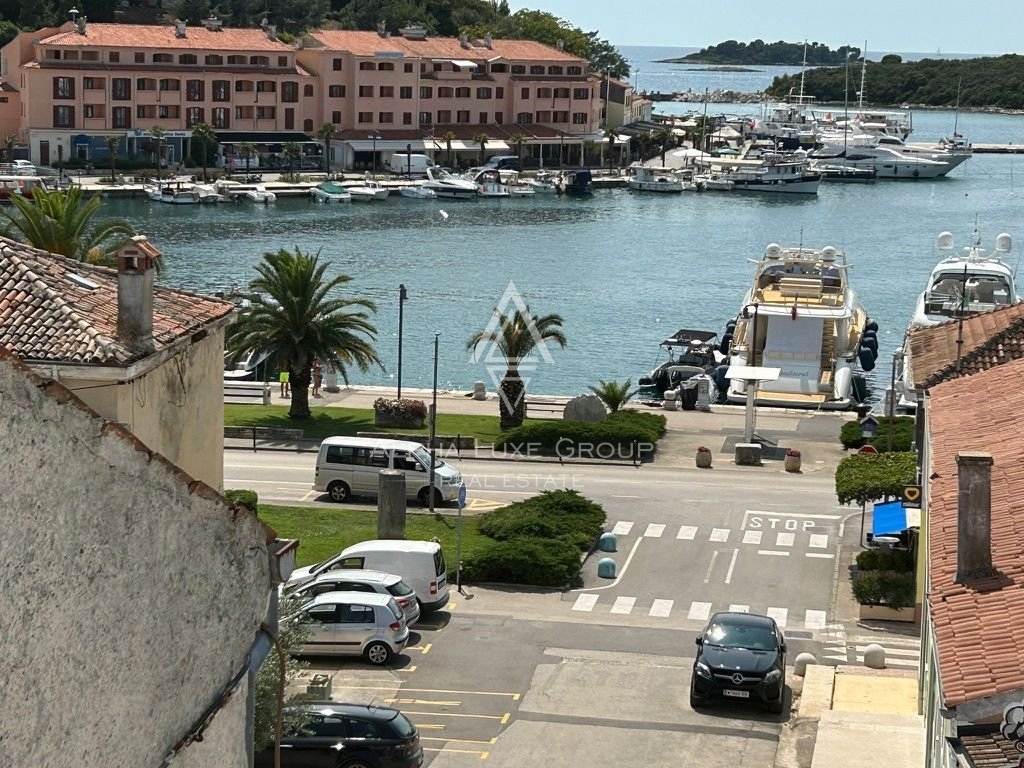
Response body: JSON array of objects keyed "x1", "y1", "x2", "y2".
[
  {"x1": 313, "y1": 437, "x2": 462, "y2": 505},
  {"x1": 387, "y1": 152, "x2": 432, "y2": 177},
  {"x1": 289, "y1": 540, "x2": 450, "y2": 613}
]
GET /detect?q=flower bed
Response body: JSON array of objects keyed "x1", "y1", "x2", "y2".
[{"x1": 373, "y1": 397, "x2": 428, "y2": 429}]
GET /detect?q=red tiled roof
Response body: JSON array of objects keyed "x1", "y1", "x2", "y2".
[
  {"x1": 957, "y1": 730, "x2": 1023, "y2": 768},
  {"x1": 307, "y1": 30, "x2": 582, "y2": 63},
  {"x1": 927, "y1": 357, "x2": 1024, "y2": 708},
  {"x1": 40, "y1": 22, "x2": 293, "y2": 51},
  {"x1": 0, "y1": 237, "x2": 234, "y2": 365},
  {"x1": 909, "y1": 301, "x2": 1024, "y2": 389}
]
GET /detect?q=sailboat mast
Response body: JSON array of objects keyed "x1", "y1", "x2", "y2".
[
  {"x1": 953, "y1": 77, "x2": 962, "y2": 136},
  {"x1": 798, "y1": 40, "x2": 807, "y2": 102},
  {"x1": 858, "y1": 41, "x2": 868, "y2": 110}
]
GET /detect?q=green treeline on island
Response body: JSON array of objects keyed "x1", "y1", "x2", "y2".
[
  {"x1": 0, "y1": 0, "x2": 630, "y2": 78},
  {"x1": 663, "y1": 40, "x2": 862, "y2": 65},
  {"x1": 767, "y1": 54, "x2": 1024, "y2": 110}
]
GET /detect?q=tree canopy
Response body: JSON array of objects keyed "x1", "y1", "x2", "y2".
[
  {"x1": 678, "y1": 40, "x2": 861, "y2": 66},
  {"x1": 835, "y1": 451, "x2": 918, "y2": 506}
]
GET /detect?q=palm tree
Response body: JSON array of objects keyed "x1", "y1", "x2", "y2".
[
  {"x1": 226, "y1": 248, "x2": 383, "y2": 420},
  {"x1": 653, "y1": 127, "x2": 673, "y2": 166},
  {"x1": 443, "y1": 131, "x2": 457, "y2": 168},
  {"x1": 104, "y1": 136, "x2": 119, "y2": 183},
  {"x1": 190, "y1": 121, "x2": 218, "y2": 182},
  {"x1": 473, "y1": 132, "x2": 489, "y2": 165},
  {"x1": 603, "y1": 126, "x2": 618, "y2": 172},
  {"x1": 509, "y1": 133, "x2": 526, "y2": 169},
  {"x1": 283, "y1": 141, "x2": 301, "y2": 178},
  {"x1": 587, "y1": 378, "x2": 637, "y2": 413},
  {"x1": 238, "y1": 141, "x2": 257, "y2": 177},
  {"x1": 317, "y1": 123, "x2": 336, "y2": 176},
  {"x1": 150, "y1": 124, "x2": 165, "y2": 180},
  {"x1": 467, "y1": 305, "x2": 567, "y2": 429},
  {"x1": 0, "y1": 186, "x2": 135, "y2": 263}
]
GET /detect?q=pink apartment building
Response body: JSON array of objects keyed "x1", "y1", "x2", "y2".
[{"x1": 0, "y1": 19, "x2": 613, "y2": 170}]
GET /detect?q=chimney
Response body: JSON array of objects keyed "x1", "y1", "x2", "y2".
[
  {"x1": 484, "y1": 34, "x2": 492, "y2": 49},
  {"x1": 955, "y1": 451, "x2": 995, "y2": 582},
  {"x1": 174, "y1": 19, "x2": 187, "y2": 38},
  {"x1": 459, "y1": 33, "x2": 469, "y2": 48},
  {"x1": 116, "y1": 239, "x2": 157, "y2": 352},
  {"x1": 266, "y1": 23, "x2": 276, "y2": 41},
  {"x1": 556, "y1": 39, "x2": 564, "y2": 51},
  {"x1": 377, "y1": 20, "x2": 387, "y2": 37}
]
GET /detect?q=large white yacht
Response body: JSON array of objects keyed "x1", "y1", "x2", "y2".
[
  {"x1": 724, "y1": 243, "x2": 874, "y2": 409},
  {"x1": 423, "y1": 166, "x2": 478, "y2": 199}
]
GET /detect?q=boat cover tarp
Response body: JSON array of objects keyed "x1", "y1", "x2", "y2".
[{"x1": 760, "y1": 318, "x2": 824, "y2": 393}]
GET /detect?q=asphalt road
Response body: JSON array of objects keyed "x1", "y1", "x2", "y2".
[{"x1": 230, "y1": 449, "x2": 872, "y2": 766}]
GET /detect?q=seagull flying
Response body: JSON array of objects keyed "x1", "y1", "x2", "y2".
[{"x1": 439, "y1": 210, "x2": 449, "y2": 220}]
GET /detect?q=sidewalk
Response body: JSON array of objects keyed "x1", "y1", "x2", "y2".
[{"x1": 232, "y1": 384, "x2": 854, "y2": 471}]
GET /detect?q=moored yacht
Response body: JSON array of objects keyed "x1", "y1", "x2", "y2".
[
  {"x1": 423, "y1": 165, "x2": 478, "y2": 199},
  {"x1": 724, "y1": 243, "x2": 874, "y2": 410},
  {"x1": 627, "y1": 164, "x2": 685, "y2": 193},
  {"x1": 697, "y1": 153, "x2": 821, "y2": 195}
]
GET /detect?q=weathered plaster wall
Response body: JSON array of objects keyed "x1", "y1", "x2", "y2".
[{"x1": 0, "y1": 355, "x2": 269, "y2": 768}]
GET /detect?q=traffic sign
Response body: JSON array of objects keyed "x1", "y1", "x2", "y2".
[
  {"x1": 902, "y1": 485, "x2": 922, "y2": 509},
  {"x1": 457, "y1": 482, "x2": 467, "y2": 509},
  {"x1": 858, "y1": 445, "x2": 879, "y2": 455}
]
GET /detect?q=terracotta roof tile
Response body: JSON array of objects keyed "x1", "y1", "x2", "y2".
[
  {"x1": 957, "y1": 730, "x2": 1023, "y2": 768},
  {"x1": 306, "y1": 30, "x2": 582, "y2": 63},
  {"x1": 40, "y1": 22, "x2": 292, "y2": 52},
  {"x1": 927, "y1": 357, "x2": 1024, "y2": 708},
  {"x1": 0, "y1": 237, "x2": 233, "y2": 366},
  {"x1": 909, "y1": 301, "x2": 1024, "y2": 388}
]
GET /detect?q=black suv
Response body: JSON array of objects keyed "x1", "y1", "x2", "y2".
[
  {"x1": 690, "y1": 612, "x2": 787, "y2": 714},
  {"x1": 254, "y1": 701, "x2": 423, "y2": 768}
]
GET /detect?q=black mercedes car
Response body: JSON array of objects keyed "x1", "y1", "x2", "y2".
[
  {"x1": 689, "y1": 612, "x2": 787, "y2": 714},
  {"x1": 254, "y1": 701, "x2": 423, "y2": 768}
]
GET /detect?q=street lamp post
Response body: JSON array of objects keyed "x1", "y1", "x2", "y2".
[
  {"x1": 428, "y1": 333, "x2": 440, "y2": 515},
  {"x1": 397, "y1": 284, "x2": 408, "y2": 399},
  {"x1": 741, "y1": 303, "x2": 760, "y2": 444},
  {"x1": 369, "y1": 131, "x2": 381, "y2": 176}
]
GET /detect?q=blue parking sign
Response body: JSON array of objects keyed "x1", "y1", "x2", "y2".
[{"x1": 457, "y1": 483, "x2": 467, "y2": 509}]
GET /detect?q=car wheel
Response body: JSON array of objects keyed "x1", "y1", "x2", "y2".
[
  {"x1": 418, "y1": 487, "x2": 443, "y2": 507},
  {"x1": 364, "y1": 641, "x2": 392, "y2": 666},
  {"x1": 327, "y1": 481, "x2": 351, "y2": 503}
]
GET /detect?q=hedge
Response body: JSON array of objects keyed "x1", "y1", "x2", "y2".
[
  {"x1": 840, "y1": 416, "x2": 915, "y2": 452},
  {"x1": 460, "y1": 537, "x2": 584, "y2": 587},
  {"x1": 224, "y1": 488, "x2": 259, "y2": 514},
  {"x1": 856, "y1": 548, "x2": 914, "y2": 573},
  {"x1": 477, "y1": 489, "x2": 605, "y2": 554},
  {"x1": 851, "y1": 572, "x2": 916, "y2": 610},
  {"x1": 835, "y1": 451, "x2": 918, "y2": 505},
  {"x1": 495, "y1": 410, "x2": 666, "y2": 460}
]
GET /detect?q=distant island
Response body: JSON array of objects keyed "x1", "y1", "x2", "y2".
[{"x1": 658, "y1": 40, "x2": 862, "y2": 66}]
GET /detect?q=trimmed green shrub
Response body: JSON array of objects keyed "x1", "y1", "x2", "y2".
[
  {"x1": 835, "y1": 451, "x2": 918, "y2": 505},
  {"x1": 224, "y1": 488, "x2": 259, "y2": 513},
  {"x1": 495, "y1": 410, "x2": 666, "y2": 460},
  {"x1": 840, "y1": 416, "x2": 915, "y2": 452},
  {"x1": 461, "y1": 537, "x2": 583, "y2": 587},
  {"x1": 856, "y1": 548, "x2": 915, "y2": 573},
  {"x1": 851, "y1": 571, "x2": 916, "y2": 610},
  {"x1": 477, "y1": 489, "x2": 606, "y2": 553}
]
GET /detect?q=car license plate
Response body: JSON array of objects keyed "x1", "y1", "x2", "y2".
[{"x1": 723, "y1": 689, "x2": 750, "y2": 699}]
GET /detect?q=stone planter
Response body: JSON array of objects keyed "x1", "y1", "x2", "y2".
[
  {"x1": 784, "y1": 452, "x2": 802, "y2": 473},
  {"x1": 374, "y1": 410, "x2": 424, "y2": 429},
  {"x1": 695, "y1": 449, "x2": 713, "y2": 469},
  {"x1": 857, "y1": 604, "x2": 916, "y2": 623}
]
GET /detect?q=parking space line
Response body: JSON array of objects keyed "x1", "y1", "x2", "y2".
[
  {"x1": 421, "y1": 643, "x2": 432, "y2": 655},
  {"x1": 742, "y1": 530, "x2": 763, "y2": 545},
  {"x1": 610, "y1": 596, "x2": 635, "y2": 615},
  {"x1": 644, "y1": 523, "x2": 666, "y2": 538},
  {"x1": 501, "y1": 713, "x2": 511, "y2": 724},
  {"x1": 806, "y1": 553, "x2": 835, "y2": 559},
  {"x1": 388, "y1": 698, "x2": 461, "y2": 706},
  {"x1": 729, "y1": 604, "x2": 750, "y2": 613},
  {"x1": 572, "y1": 593, "x2": 599, "y2": 612},
  {"x1": 420, "y1": 737, "x2": 498, "y2": 745},
  {"x1": 677, "y1": 525, "x2": 698, "y2": 540},
  {"x1": 422, "y1": 747, "x2": 490, "y2": 758},
  {"x1": 703, "y1": 550, "x2": 720, "y2": 583},
  {"x1": 612, "y1": 521, "x2": 634, "y2": 536},
  {"x1": 397, "y1": 666, "x2": 417, "y2": 673},
  {"x1": 758, "y1": 550, "x2": 790, "y2": 557},
  {"x1": 414, "y1": 723, "x2": 447, "y2": 730},
  {"x1": 402, "y1": 710, "x2": 508, "y2": 720},
  {"x1": 724, "y1": 548, "x2": 739, "y2": 584},
  {"x1": 688, "y1": 601, "x2": 712, "y2": 621},
  {"x1": 338, "y1": 686, "x2": 520, "y2": 698}
]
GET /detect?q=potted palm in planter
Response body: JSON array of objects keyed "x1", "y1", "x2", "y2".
[
  {"x1": 784, "y1": 448, "x2": 802, "y2": 473},
  {"x1": 373, "y1": 397, "x2": 428, "y2": 429},
  {"x1": 695, "y1": 445, "x2": 713, "y2": 469}
]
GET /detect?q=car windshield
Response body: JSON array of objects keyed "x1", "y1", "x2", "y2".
[
  {"x1": 387, "y1": 580, "x2": 415, "y2": 598},
  {"x1": 705, "y1": 621, "x2": 778, "y2": 651},
  {"x1": 412, "y1": 445, "x2": 441, "y2": 468}
]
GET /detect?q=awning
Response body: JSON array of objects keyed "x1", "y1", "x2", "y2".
[
  {"x1": 450, "y1": 59, "x2": 478, "y2": 68},
  {"x1": 345, "y1": 139, "x2": 431, "y2": 152},
  {"x1": 871, "y1": 501, "x2": 921, "y2": 537},
  {"x1": 215, "y1": 131, "x2": 312, "y2": 144}
]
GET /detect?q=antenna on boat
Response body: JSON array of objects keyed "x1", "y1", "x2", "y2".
[{"x1": 857, "y1": 41, "x2": 868, "y2": 111}]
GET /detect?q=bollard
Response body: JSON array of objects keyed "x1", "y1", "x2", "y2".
[
  {"x1": 597, "y1": 557, "x2": 616, "y2": 579},
  {"x1": 863, "y1": 643, "x2": 886, "y2": 669},
  {"x1": 794, "y1": 652, "x2": 816, "y2": 677},
  {"x1": 662, "y1": 391, "x2": 678, "y2": 411},
  {"x1": 598, "y1": 532, "x2": 617, "y2": 552},
  {"x1": 377, "y1": 469, "x2": 407, "y2": 539},
  {"x1": 472, "y1": 381, "x2": 487, "y2": 400}
]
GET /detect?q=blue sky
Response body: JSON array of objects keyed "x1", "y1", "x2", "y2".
[{"x1": 509, "y1": 0, "x2": 1019, "y2": 55}]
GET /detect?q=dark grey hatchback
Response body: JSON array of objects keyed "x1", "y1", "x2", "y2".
[
  {"x1": 689, "y1": 612, "x2": 787, "y2": 714},
  {"x1": 254, "y1": 701, "x2": 423, "y2": 768}
]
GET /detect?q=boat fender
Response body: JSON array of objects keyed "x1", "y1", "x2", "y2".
[
  {"x1": 638, "y1": 376, "x2": 653, "y2": 387},
  {"x1": 860, "y1": 335, "x2": 878, "y2": 355},
  {"x1": 858, "y1": 347, "x2": 876, "y2": 371},
  {"x1": 712, "y1": 365, "x2": 729, "y2": 392},
  {"x1": 862, "y1": 329, "x2": 877, "y2": 341},
  {"x1": 865, "y1": 320, "x2": 879, "y2": 334},
  {"x1": 725, "y1": 320, "x2": 737, "y2": 334},
  {"x1": 913, "y1": 169, "x2": 920, "y2": 178},
  {"x1": 719, "y1": 333, "x2": 733, "y2": 355}
]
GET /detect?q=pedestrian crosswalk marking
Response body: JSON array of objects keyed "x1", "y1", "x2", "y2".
[
  {"x1": 806, "y1": 553, "x2": 835, "y2": 559},
  {"x1": 809, "y1": 534, "x2": 829, "y2": 549},
  {"x1": 743, "y1": 530, "x2": 763, "y2": 545},
  {"x1": 572, "y1": 593, "x2": 599, "y2": 612},
  {"x1": 729, "y1": 604, "x2": 750, "y2": 613},
  {"x1": 612, "y1": 521, "x2": 634, "y2": 536},
  {"x1": 644, "y1": 523, "x2": 665, "y2": 538},
  {"x1": 758, "y1": 550, "x2": 790, "y2": 557},
  {"x1": 710, "y1": 528, "x2": 730, "y2": 542},
  {"x1": 776, "y1": 532, "x2": 795, "y2": 547},
  {"x1": 767, "y1": 607, "x2": 788, "y2": 628},
  {"x1": 610, "y1": 596, "x2": 635, "y2": 615},
  {"x1": 649, "y1": 599, "x2": 674, "y2": 618},
  {"x1": 688, "y1": 601, "x2": 713, "y2": 621},
  {"x1": 677, "y1": 525, "x2": 698, "y2": 540},
  {"x1": 804, "y1": 610, "x2": 827, "y2": 630}
]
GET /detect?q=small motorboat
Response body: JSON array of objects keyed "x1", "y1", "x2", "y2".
[
  {"x1": 422, "y1": 166, "x2": 478, "y2": 199},
  {"x1": 399, "y1": 185, "x2": 437, "y2": 200},
  {"x1": 213, "y1": 179, "x2": 243, "y2": 202},
  {"x1": 524, "y1": 171, "x2": 562, "y2": 194},
  {"x1": 310, "y1": 181, "x2": 352, "y2": 202},
  {"x1": 637, "y1": 329, "x2": 723, "y2": 402},
  {"x1": 243, "y1": 184, "x2": 276, "y2": 204},
  {"x1": 473, "y1": 168, "x2": 510, "y2": 198},
  {"x1": 192, "y1": 183, "x2": 221, "y2": 203},
  {"x1": 508, "y1": 183, "x2": 536, "y2": 196},
  {"x1": 147, "y1": 183, "x2": 200, "y2": 204},
  {"x1": 348, "y1": 179, "x2": 389, "y2": 201},
  {"x1": 561, "y1": 168, "x2": 593, "y2": 197}
]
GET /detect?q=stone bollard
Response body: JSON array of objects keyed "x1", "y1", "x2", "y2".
[
  {"x1": 863, "y1": 643, "x2": 887, "y2": 669},
  {"x1": 794, "y1": 652, "x2": 816, "y2": 677},
  {"x1": 377, "y1": 469, "x2": 407, "y2": 539},
  {"x1": 598, "y1": 532, "x2": 617, "y2": 552},
  {"x1": 734, "y1": 442, "x2": 763, "y2": 466},
  {"x1": 662, "y1": 390, "x2": 678, "y2": 411},
  {"x1": 472, "y1": 381, "x2": 487, "y2": 401},
  {"x1": 597, "y1": 557, "x2": 617, "y2": 579}
]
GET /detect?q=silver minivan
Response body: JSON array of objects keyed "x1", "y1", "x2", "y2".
[
  {"x1": 287, "y1": 569, "x2": 421, "y2": 624},
  {"x1": 290, "y1": 591, "x2": 409, "y2": 665},
  {"x1": 313, "y1": 437, "x2": 462, "y2": 505}
]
